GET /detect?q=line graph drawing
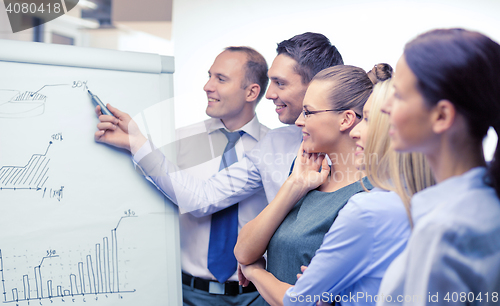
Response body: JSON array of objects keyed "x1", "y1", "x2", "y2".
[
  {"x1": 0, "y1": 142, "x2": 53, "y2": 191},
  {"x1": 1, "y1": 212, "x2": 138, "y2": 304}
]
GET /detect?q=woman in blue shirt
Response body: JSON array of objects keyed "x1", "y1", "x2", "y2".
[
  {"x1": 236, "y1": 75, "x2": 434, "y2": 305},
  {"x1": 378, "y1": 28, "x2": 500, "y2": 305}
]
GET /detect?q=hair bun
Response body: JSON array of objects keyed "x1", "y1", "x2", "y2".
[{"x1": 367, "y1": 63, "x2": 393, "y2": 84}]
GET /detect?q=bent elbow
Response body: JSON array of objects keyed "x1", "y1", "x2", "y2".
[
  {"x1": 234, "y1": 242, "x2": 253, "y2": 266},
  {"x1": 233, "y1": 243, "x2": 245, "y2": 264}
]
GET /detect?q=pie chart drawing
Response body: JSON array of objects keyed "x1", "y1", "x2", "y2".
[{"x1": 0, "y1": 89, "x2": 47, "y2": 118}]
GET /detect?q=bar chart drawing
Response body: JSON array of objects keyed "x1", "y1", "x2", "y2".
[
  {"x1": 0, "y1": 142, "x2": 52, "y2": 191},
  {"x1": 1, "y1": 214, "x2": 137, "y2": 304},
  {"x1": 0, "y1": 45, "x2": 179, "y2": 305}
]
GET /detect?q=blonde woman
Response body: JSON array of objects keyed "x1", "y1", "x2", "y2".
[{"x1": 237, "y1": 78, "x2": 434, "y2": 306}]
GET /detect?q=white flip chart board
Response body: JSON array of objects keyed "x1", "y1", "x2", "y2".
[{"x1": 0, "y1": 39, "x2": 181, "y2": 306}]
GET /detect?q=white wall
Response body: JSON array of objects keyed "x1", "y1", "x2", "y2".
[
  {"x1": 172, "y1": 0, "x2": 500, "y2": 130},
  {"x1": 83, "y1": 25, "x2": 174, "y2": 55}
]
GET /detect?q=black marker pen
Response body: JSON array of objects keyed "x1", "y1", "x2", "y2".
[{"x1": 88, "y1": 89, "x2": 115, "y2": 117}]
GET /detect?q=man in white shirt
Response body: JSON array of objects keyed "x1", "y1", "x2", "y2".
[
  {"x1": 95, "y1": 46, "x2": 270, "y2": 305},
  {"x1": 95, "y1": 33, "x2": 344, "y2": 304},
  {"x1": 123, "y1": 33, "x2": 344, "y2": 214}
]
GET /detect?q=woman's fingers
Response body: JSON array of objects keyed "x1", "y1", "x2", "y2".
[
  {"x1": 316, "y1": 153, "x2": 325, "y2": 166},
  {"x1": 320, "y1": 157, "x2": 330, "y2": 182}
]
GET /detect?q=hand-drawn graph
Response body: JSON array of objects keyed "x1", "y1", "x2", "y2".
[
  {"x1": 0, "y1": 142, "x2": 53, "y2": 191},
  {"x1": 0, "y1": 89, "x2": 47, "y2": 118},
  {"x1": 1, "y1": 213, "x2": 137, "y2": 304},
  {"x1": 0, "y1": 84, "x2": 77, "y2": 118}
]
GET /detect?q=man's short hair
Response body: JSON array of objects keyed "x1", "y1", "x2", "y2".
[
  {"x1": 225, "y1": 46, "x2": 269, "y2": 103},
  {"x1": 277, "y1": 32, "x2": 343, "y2": 84}
]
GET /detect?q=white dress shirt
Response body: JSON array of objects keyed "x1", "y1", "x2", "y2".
[
  {"x1": 133, "y1": 124, "x2": 303, "y2": 216},
  {"x1": 283, "y1": 188, "x2": 410, "y2": 306},
  {"x1": 136, "y1": 116, "x2": 269, "y2": 281},
  {"x1": 377, "y1": 167, "x2": 500, "y2": 306}
]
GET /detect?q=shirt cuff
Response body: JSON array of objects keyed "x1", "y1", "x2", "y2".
[
  {"x1": 283, "y1": 287, "x2": 296, "y2": 306},
  {"x1": 132, "y1": 140, "x2": 156, "y2": 164}
]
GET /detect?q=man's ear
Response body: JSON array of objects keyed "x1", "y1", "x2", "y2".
[
  {"x1": 339, "y1": 110, "x2": 358, "y2": 132},
  {"x1": 246, "y1": 84, "x2": 261, "y2": 102},
  {"x1": 432, "y1": 100, "x2": 456, "y2": 134}
]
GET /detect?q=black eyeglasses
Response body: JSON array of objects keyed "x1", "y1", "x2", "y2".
[{"x1": 302, "y1": 108, "x2": 362, "y2": 119}]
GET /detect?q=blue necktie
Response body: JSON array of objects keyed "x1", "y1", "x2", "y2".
[{"x1": 207, "y1": 129, "x2": 243, "y2": 283}]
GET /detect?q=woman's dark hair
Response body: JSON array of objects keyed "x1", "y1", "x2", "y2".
[
  {"x1": 312, "y1": 65, "x2": 373, "y2": 117},
  {"x1": 404, "y1": 28, "x2": 500, "y2": 197},
  {"x1": 367, "y1": 63, "x2": 393, "y2": 84}
]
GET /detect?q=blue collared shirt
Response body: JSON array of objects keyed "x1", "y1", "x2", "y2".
[
  {"x1": 377, "y1": 167, "x2": 500, "y2": 306},
  {"x1": 283, "y1": 188, "x2": 410, "y2": 306}
]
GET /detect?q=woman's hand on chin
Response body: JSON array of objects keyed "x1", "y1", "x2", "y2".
[{"x1": 289, "y1": 142, "x2": 330, "y2": 193}]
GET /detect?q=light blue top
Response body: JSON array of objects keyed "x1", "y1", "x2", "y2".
[
  {"x1": 283, "y1": 188, "x2": 410, "y2": 306},
  {"x1": 377, "y1": 167, "x2": 500, "y2": 306}
]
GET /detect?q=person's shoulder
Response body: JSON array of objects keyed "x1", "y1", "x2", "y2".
[
  {"x1": 176, "y1": 118, "x2": 214, "y2": 139},
  {"x1": 257, "y1": 122, "x2": 271, "y2": 138},
  {"x1": 344, "y1": 189, "x2": 406, "y2": 221},
  {"x1": 259, "y1": 123, "x2": 271, "y2": 134},
  {"x1": 333, "y1": 191, "x2": 379, "y2": 233},
  {"x1": 246, "y1": 125, "x2": 298, "y2": 145},
  {"x1": 413, "y1": 182, "x2": 500, "y2": 255},
  {"x1": 355, "y1": 188, "x2": 402, "y2": 205},
  {"x1": 338, "y1": 190, "x2": 410, "y2": 246},
  {"x1": 265, "y1": 125, "x2": 301, "y2": 136},
  {"x1": 425, "y1": 179, "x2": 500, "y2": 231},
  {"x1": 453, "y1": 182, "x2": 500, "y2": 212},
  {"x1": 260, "y1": 125, "x2": 301, "y2": 143}
]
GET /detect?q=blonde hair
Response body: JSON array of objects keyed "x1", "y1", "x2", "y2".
[{"x1": 362, "y1": 79, "x2": 435, "y2": 227}]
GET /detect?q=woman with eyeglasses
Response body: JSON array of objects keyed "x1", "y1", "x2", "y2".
[
  {"x1": 234, "y1": 65, "x2": 432, "y2": 306},
  {"x1": 377, "y1": 29, "x2": 500, "y2": 305}
]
